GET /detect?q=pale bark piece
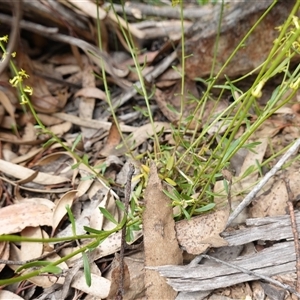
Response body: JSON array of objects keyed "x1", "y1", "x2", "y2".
[
  {"x1": 152, "y1": 241, "x2": 296, "y2": 293},
  {"x1": 176, "y1": 209, "x2": 229, "y2": 255},
  {"x1": 143, "y1": 163, "x2": 183, "y2": 300},
  {"x1": 0, "y1": 203, "x2": 53, "y2": 234},
  {"x1": 183, "y1": 1, "x2": 294, "y2": 79},
  {"x1": 152, "y1": 212, "x2": 300, "y2": 293},
  {"x1": 223, "y1": 211, "x2": 300, "y2": 247}
]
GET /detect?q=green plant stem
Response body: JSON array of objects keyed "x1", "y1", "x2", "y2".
[
  {"x1": 95, "y1": 0, "x2": 133, "y2": 158},
  {"x1": 0, "y1": 44, "x2": 109, "y2": 186},
  {"x1": 0, "y1": 217, "x2": 127, "y2": 286},
  {"x1": 108, "y1": 1, "x2": 160, "y2": 159}
]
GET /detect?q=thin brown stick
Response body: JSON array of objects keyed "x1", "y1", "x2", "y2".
[
  {"x1": 116, "y1": 163, "x2": 135, "y2": 300},
  {"x1": 284, "y1": 178, "x2": 300, "y2": 293}
]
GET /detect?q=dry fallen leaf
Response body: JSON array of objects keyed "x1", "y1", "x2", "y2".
[
  {"x1": 17, "y1": 51, "x2": 61, "y2": 113},
  {"x1": 52, "y1": 190, "x2": 78, "y2": 235},
  {"x1": 0, "y1": 159, "x2": 70, "y2": 185},
  {"x1": 143, "y1": 162, "x2": 183, "y2": 300},
  {"x1": 71, "y1": 271, "x2": 111, "y2": 298},
  {"x1": 126, "y1": 122, "x2": 170, "y2": 151},
  {"x1": 47, "y1": 121, "x2": 72, "y2": 136},
  {"x1": 249, "y1": 163, "x2": 300, "y2": 218},
  {"x1": 176, "y1": 208, "x2": 229, "y2": 255},
  {"x1": 9, "y1": 243, "x2": 67, "y2": 288},
  {"x1": 78, "y1": 61, "x2": 99, "y2": 142},
  {"x1": 0, "y1": 90, "x2": 17, "y2": 128},
  {"x1": 100, "y1": 121, "x2": 122, "y2": 157},
  {"x1": 107, "y1": 254, "x2": 131, "y2": 298},
  {"x1": 0, "y1": 203, "x2": 53, "y2": 234},
  {"x1": 90, "y1": 190, "x2": 121, "y2": 231},
  {"x1": 20, "y1": 227, "x2": 43, "y2": 261},
  {"x1": 249, "y1": 179, "x2": 288, "y2": 218},
  {"x1": 0, "y1": 290, "x2": 24, "y2": 300},
  {"x1": 0, "y1": 242, "x2": 9, "y2": 272},
  {"x1": 238, "y1": 138, "x2": 268, "y2": 190},
  {"x1": 75, "y1": 87, "x2": 107, "y2": 101},
  {"x1": 118, "y1": 252, "x2": 145, "y2": 300}
]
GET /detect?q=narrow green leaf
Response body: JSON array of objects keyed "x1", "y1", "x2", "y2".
[
  {"x1": 115, "y1": 199, "x2": 125, "y2": 211},
  {"x1": 223, "y1": 179, "x2": 229, "y2": 194},
  {"x1": 84, "y1": 226, "x2": 103, "y2": 234},
  {"x1": 82, "y1": 252, "x2": 91, "y2": 287},
  {"x1": 182, "y1": 208, "x2": 191, "y2": 220},
  {"x1": 43, "y1": 138, "x2": 56, "y2": 148},
  {"x1": 241, "y1": 165, "x2": 255, "y2": 179},
  {"x1": 166, "y1": 155, "x2": 174, "y2": 171},
  {"x1": 255, "y1": 159, "x2": 263, "y2": 177},
  {"x1": 66, "y1": 205, "x2": 76, "y2": 236},
  {"x1": 99, "y1": 207, "x2": 118, "y2": 225},
  {"x1": 40, "y1": 265, "x2": 62, "y2": 274},
  {"x1": 163, "y1": 189, "x2": 180, "y2": 202},
  {"x1": 194, "y1": 203, "x2": 215, "y2": 213},
  {"x1": 16, "y1": 260, "x2": 51, "y2": 273},
  {"x1": 82, "y1": 154, "x2": 89, "y2": 165},
  {"x1": 80, "y1": 175, "x2": 95, "y2": 181},
  {"x1": 72, "y1": 134, "x2": 82, "y2": 151},
  {"x1": 165, "y1": 177, "x2": 177, "y2": 186},
  {"x1": 71, "y1": 162, "x2": 80, "y2": 170}
]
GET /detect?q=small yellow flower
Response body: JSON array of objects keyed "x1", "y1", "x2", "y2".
[
  {"x1": 0, "y1": 35, "x2": 8, "y2": 42},
  {"x1": 293, "y1": 16, "x2": 299, "y2": 29},
  {"x1": 19, "y1": 69, "x2": 29, "y2": 79},
  {"x1": 12, "y1": 52, "x2": 16, "y2": 58},
  {"x1": 9, "y1": 76, "x2": 21, "y2": 87},
  {"x1": 24, "y1": 86, "x2": 33, "y2": 95},
  {"x1": 290, "y1": 77, "x2": 300, "y2": 90},
  {"x1": 172, "y1": 0, "x2": 180, "y2": 6},
  {"x1": 20, "y1": 95, "x2": 28, "y2": 105},
  {"x1": 292, "y1": 41, "x2": 300, "y2": 51},
  {"x1": 252, "y1": 80, "x2": 266, "y2": 98}
]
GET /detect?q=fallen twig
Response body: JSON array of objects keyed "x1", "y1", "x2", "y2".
[
  {"x1": 284, "y1": 178, "x2": 300, "y2": 293},
  {"x1": 201, "y1": 254, "x2": 300, "y2": 298},
  {"x1": 227, "y1": 137, "x2": 300, "y2": 226},
  {"x1": 111, "y1": 51, "x2": 178, "y2": 110},
  {"x1": 103, "y1": 2, "x2": 212, "y2": 20},
  {"x1": 0, "y1": 1, "x2": 22, "y2": 75}
]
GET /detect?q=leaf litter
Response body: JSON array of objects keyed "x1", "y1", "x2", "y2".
[{"x1": 1, "y1": 1, "x2": 300, "y2": 300}]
